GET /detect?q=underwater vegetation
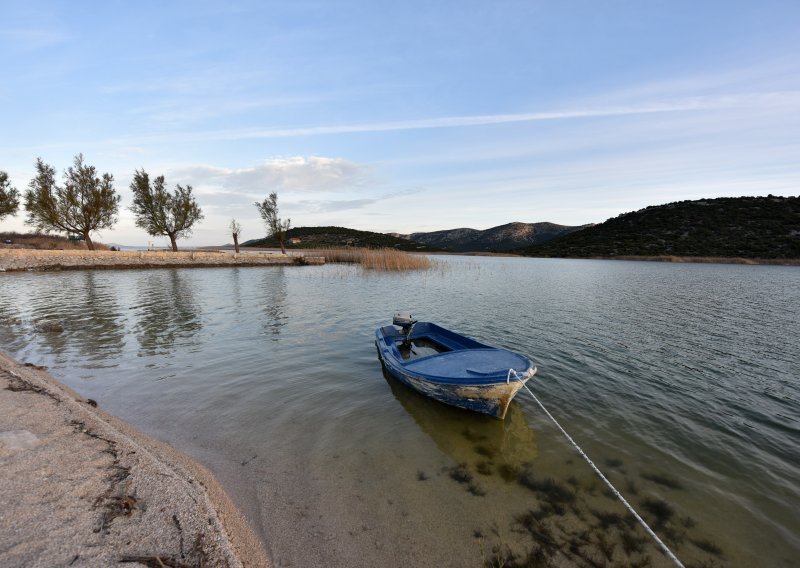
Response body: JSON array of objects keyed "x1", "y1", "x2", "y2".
[
  {"x1": 690, "y1": 538, "x2": 724, "y2": 557},
  {"x1": 447, "y1": 462, "x2": 486, "y2": 497},
  {"x1": 498, "y1": 463, "x2": 522, "y2": 482},
  {"x1": 517, "y1": 467, "x2": 575, "y2": 507},
  {"x1": 475, "y1": 444, "x2": 497, "y2": 459},
  {"x1": 448, "y1": 463, "x2": 474, "y2": 484},
  {"x1": 640, "y1": 472, "x2": 685, "y2": 490},
  {"x1": 639, "y1": 497, "x2": 675, "y2": 529},
  {"x1": 461, "y1": 427, "x2": 488, "y2": 443},
  {"x1": 436, "y1": 435, "x2": 728, "y2": 567}
]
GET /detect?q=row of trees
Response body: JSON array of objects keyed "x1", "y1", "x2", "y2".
[{"x1": 0, "y1": 155, "x2": 291, "y2": 252}]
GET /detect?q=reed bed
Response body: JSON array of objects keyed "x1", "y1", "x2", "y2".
[{"x1": 319, "y1": 247, "x2": 433, "y2": 271}]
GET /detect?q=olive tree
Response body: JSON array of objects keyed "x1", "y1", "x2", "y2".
[
  {"x1": 0, "y1": 171, "x2": 20, "y2": 221},
  {"x1": 129, "y1": 169, "x2": 204, "y2": 252},
  {"x1": 254, "y1": 192, "x2": 290, "y2": 254},
  {"x1": 24, "y1": 155, "x2": 120, "y2": 250},
  {"x1": 230, "y1": 218, "x2": 242, "y2": 253}
]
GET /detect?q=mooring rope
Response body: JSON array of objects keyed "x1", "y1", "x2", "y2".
[{"x1": 512, "y1": 372, "x2": 685, "y2": 567}]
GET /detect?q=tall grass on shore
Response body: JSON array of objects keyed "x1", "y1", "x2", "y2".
[{"x1": 320, "y1": 247, "x2": 432, "y2": 271}]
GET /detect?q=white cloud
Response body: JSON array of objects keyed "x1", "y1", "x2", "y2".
[
  {"x1": 294, "y1": 198, "x2": 380, "y2": 213},
  {"x1": 170, "y1": 156, "x2": 371, "y2": 195}
]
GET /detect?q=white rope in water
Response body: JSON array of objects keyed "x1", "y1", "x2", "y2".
[{"x1": 515, "y1": 376, "x2": 685, "y2": 568}]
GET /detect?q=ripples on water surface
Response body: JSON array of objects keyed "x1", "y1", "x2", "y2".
[{"x1": 1, "y1": 257, "x2": 798, "y2": 567}]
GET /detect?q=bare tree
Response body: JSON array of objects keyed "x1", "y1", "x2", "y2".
[
  {"x1": 129, "y1": 169, "x2": 204, "y2": 252},
  {"x1": 230, "y1": 218, "x2": 242, "y2": 253},
  {"x1": 254, "y1": 192, "x2": 291, "y2": 254},
  {"x1": 24, "y1": 155, "x2": 120, "y2": 250},
  {"x1": 0, "y1": 171, "x2": 20, "y2": 221}
]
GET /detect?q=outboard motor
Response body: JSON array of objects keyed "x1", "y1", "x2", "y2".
[{"x1": 393, "y1": 312, "x2": 417, "y2": 348}]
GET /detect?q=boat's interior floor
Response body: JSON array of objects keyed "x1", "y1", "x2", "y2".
[{"x1": 397, "y1": 337, "x2": 452, "y2": 361}]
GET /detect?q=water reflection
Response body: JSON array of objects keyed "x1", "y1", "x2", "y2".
[
  {"x1": 381, "y1": 364, "x2": 538, "y2": 472},
  {"x1": 229, "y1": 267, "x2": 243, "y2": 310},
  {"x1": 133, "y1": 270, "x2": 201, "y2": 356},
  {"x1": 0, "y1": 294, "x2": 26, "y2": 338},
  {"x1": 258, "y1": 268, "x2": 288, "y2": 340},
  {"x1": 72, "y1": 272, "x2": 126, "y2": 363},
  {"x1": 27, "y1": 277, "x2": 79, "y2": 356},
  {"x1": 25, "y1": 271, "x2": 125, "y2": 363}
]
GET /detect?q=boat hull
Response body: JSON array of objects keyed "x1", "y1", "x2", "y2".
[{"x1": 378, "y1": 354, "x2": 530, "y2": 419}]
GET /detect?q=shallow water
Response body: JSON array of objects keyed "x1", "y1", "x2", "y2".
[{"x1": 1, "y1": 257, "x2": 798, "y2": 567}]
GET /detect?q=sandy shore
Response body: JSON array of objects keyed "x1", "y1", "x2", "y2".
[{"x1": 0, "y1": 352, "x2": 270, "y2": 567}]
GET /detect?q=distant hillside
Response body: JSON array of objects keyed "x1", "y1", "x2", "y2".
[
  {"x1": 396, "y1": 222, "x2": 589, "y2": 252},
  {"x1": 519, "y1": 196, "x2": 800, "y2": 259},
  {"x1": 242, "y1": 226, "x2": 441, "y2": 251}
]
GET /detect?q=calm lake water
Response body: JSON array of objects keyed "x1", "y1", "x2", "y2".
[{"x1": 1, "y1": 257, "x2": 798, "y2": 567}]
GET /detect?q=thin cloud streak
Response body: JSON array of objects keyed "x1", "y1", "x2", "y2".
[{"x1": 187, "y1": 91, "x2": 800, "y2": 142}]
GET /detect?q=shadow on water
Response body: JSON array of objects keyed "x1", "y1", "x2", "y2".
[
  {"x1": 133, "y1": 270, "x2": 201, "y2": 357},
  {"x1": 380, "y1": 363, "x2": 538, "y2": 479}
]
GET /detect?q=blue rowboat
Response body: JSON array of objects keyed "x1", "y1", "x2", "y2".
[{"x1": 375, "y1": 314, "x2": 536, "y2": 419}]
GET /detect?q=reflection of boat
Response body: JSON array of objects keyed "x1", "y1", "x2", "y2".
[
  {"x1": 381, "y1": 365, "x2": 538, "y2": 467},
  {"x1": 375, "y1": 314, "x2": 536, "y2": 419}
]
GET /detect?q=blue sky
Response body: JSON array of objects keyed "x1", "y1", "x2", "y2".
[{"x1": 1, "y1": 1, "x2": 799, "y2": 246}]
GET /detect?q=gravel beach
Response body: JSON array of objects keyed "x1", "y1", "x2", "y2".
[{"x1": 0, "y1": 352, "x2": 270, "y2": 567}]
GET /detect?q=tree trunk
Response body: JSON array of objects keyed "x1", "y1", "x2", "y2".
[
  {"x1": 279, "y1": 238, "x2": 286, "y2": 255},
  {"x1": 233, "y1": 234, "x2": 240, "y2": 253},
  {"x1": 83, "y1": 231, "x2": 94, "y2": 251},
  {"x1": 169, "y1": 234, "x2": 178, "y2": 252}
]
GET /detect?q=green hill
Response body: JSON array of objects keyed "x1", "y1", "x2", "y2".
[
  {"x1": 242, "y1": 226, "x2": 442, "y2": 251},
  {"x1": 518, "y1": 196, "x2": 800, "y2": 259}
]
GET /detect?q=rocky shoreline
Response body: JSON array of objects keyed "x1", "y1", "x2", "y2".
[
  {"x1": 0, "y1": 352, "x2": 270, "y2": 567},
  {"x1": 0, "y1": 249, "x2": 324, "y2": 272}
]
